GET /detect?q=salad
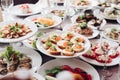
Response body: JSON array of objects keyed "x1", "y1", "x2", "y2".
[{"x1": 45, "y1": 65, "x2": 92, "y2": 80}]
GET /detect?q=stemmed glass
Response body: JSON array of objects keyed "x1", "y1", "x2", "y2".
[
  {"x1": 1, "y1": 0, "x2": 14, "y2": 21},
  {"x1": 100, "y1": 33, "x2": 113, "y2": 80}
]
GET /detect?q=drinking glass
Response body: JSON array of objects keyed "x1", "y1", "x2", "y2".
[
  {"x1": 49, "y1": 0, "x2": 65, "y2": 7},
  {"x1": 100, "y1": 36, "x2": 113, "y2": 80},
  {"x1": 1, "y1": 0, "x2": 14, "y2": 21}
]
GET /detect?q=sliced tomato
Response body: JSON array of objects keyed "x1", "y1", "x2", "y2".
[
  {"x1": 96, "y1": 56, "x2": 112, "y2": 63},
  {"x1": 82, "y1": 53, "x2": 96, "y2": 59},
  {"x1": 86, "y1": 74, "x2": 92, "y2": 80},
  {"x1": 74, "y1": 68, "x2": 86, "y2": 74},
  {"x1": 109, "y1": 51, "x2": 119, "y2": 58},
  {"x1": 91, "y1": 45, "x2": 98, "y2": 51},
  {"x1": 61, "y1": 65, "x2": 73, "y2": 72}
]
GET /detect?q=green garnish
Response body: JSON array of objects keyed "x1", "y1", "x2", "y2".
[
  {"x1": 10, "y1": 25, "x2": 20, "y2": 32},
  {"x1": 111, "y1": 28, "x2": 117, "y2": 32},
  {"x1": 52, "y1": 35, "x2": 57, "y2": 39},
  {"x1": 67, "y1": 32, "x2": 72, "y2": 37},
  {"x1": 35, "y1": 22, "x2": 48, "y2": 28},
  {"x1": 81, "y1": 0, "x2": 85, "y2": 2},
  {"x1": 0, "y1": 46, "x2": 21, "y2": 61},
  {"x1": 0, "y1": 31, "x2": 2, "y2": 38},
  {"x1": 46, "y1": 66, "x2": 62, "y2": 75},
  {"x1": 37, "y1": 32, "x2": 43, "y2": 37},
  {"x1": 32, "y1": 40, "x2": 37, "y2": 48},
  {"x1": 78, "y1": 22, "x2": 87, "y2": 29},
  {"x1": 51, "y1": 46, "x2": 57, "y2": 51},
  {"x1": 59, "y1": 14, "x2": 64, "y2": 17},
  {"x1": 68, "y1": 42, "x2": 73, "y2": 46},
  {"x1": 79, "y1": 15, "x2": 85, "y2": 20},
  {"x1": 46, "y1": 42, "x2": 52, "y2": 47}
]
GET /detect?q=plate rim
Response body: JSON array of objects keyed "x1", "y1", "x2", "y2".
[
  {"x1": 38, "y1": 58, "x2": 100, "y2": 80},
  {"x1": 24, "y1": 14, "x2": 62, "y2": 29},
  {"x1": 63, "y1": 23, "x2": 100, "y2": 39},
  {"x1": 36, "y1": 30, "x2": 90, "y2": 58},
  {"x1": 22, "y1": 29, "x2": 59, "y2": 49},
  {"x1": 0, "y1": 20, "x2": 38, "y2": 43},
  {"x1": 79, "y1": 39, "x2": 120, "y2": 66},
  {"x1": 8, "y1": 3, "x2": 42, "y2": 16},
  {"x1": 0, "y1": 47, "x2": 43, "y2": 77}
]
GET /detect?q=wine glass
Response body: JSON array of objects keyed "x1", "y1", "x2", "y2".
[
  {"x1": 100, "y1": 34, "x2": 113, "y2": 80},
  {"x1": 48, "y1": 0, "x2": 66, "y2": 7},
  {"x1": 1, "y1": 0, "x2": 14, "y2": 21}
]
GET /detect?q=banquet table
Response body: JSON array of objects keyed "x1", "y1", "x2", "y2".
[
  {"x1": 0, "y1": 0, "x2": 120, "y2": 80},
  {"x1": 0, "y1": 14, "x2": 120, "y2": 80}
]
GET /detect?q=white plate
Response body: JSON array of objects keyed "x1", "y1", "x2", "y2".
[
  {"x1": 33, "y1": 73, "x2": 45, "y2": 80},
  {"x1": 80, "y1": 39, "x2": 120, "y2": 66},
  {"x1": 8, "y1": 4, "x2": 42, "y2": 16},
  {"x1": 24, "y1": 14, "x2": 62, "y2": 29},
  {"x1": 22, "y1": 29, "x2": 59, "y2": 49},
  {"x1": 42, "y1": 6, "x2": 75, "y2": 18},
  {"x1": 0, "y1": 72, "x2": 45, "y2": 80},
  {"x1": 0, "y1": 20, "x2": 38, "y2": 43},
  {"x1": 102, "y1": 25, "x2": 120, "y2": 42},
  {"x1": 42, "y1": 6, "x2": 67, "y2": 18},
  {"x1": 71, "y1": 13, "x2": 106, "y2": 30},
  {"x1": 38, "y1": 59, "x2": 100, "y2": 80},
  {"x1": 70, "y1": 0, "x2": 99, "y2": 9},
  {"x1": 63, "y1": 24, "x2": 99, "y2": 39},
  {"x1": 94, "y1": 9, "x2": 120, "y2": 20},
  {"x1": 0, "y1": 47, "x2": 42, "y2": 77},
  {"x1": 117, "y1": 16, "x2": 120, "y2": 24},
  {"x1": 36, "y1": 30, "x2": 90, "y2": 58}
]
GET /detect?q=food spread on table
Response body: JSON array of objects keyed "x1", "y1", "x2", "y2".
[{"x1": 1, "y1": 0, "x2": 120, "y2": 80}]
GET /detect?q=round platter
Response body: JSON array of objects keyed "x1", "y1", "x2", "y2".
[
  {"x1": 0, "y1": 20, "x2": 38, "y2": 43},
  {"x1": 8, "y1": 4, "x2": 42, "y2": 16},
  {"x1": 36, "y1": 30, "x2": 90, "y2": 58},
  {"x1": 38, "y1": 59, "x2": 100, "y2": 80}
]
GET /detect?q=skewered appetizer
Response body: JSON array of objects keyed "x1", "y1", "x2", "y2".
[{"x1": 0, "y1": 22, "x2": 32, "y2": 39}]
